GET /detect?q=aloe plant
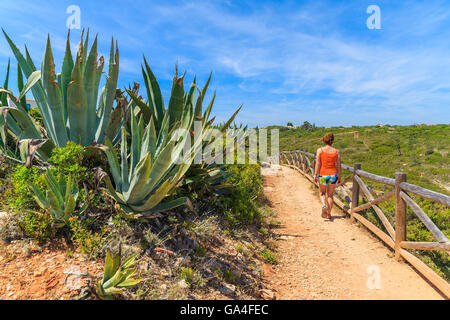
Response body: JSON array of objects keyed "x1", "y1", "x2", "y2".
[
  {"x1": 94, "y1": 250, "x2": 141, "y2": 300},
  {"x1": 1, "y1": 29, "x2": 122, "y2": 159},
  {"x1": 30, "y1": 170, "x2": 88, "y2": 226}
]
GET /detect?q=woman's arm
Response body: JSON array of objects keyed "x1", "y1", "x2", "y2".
[
  {"x1": 336, "y1": 150, "x2": 342, "y2": 183},
  {"x1": 314, "y1": 148, "x2": 321, "y2": 183}
]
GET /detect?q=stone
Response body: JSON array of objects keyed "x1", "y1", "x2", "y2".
[
  {"x1": 219, "y1": 283, "x2": 236, "y2": 295},
  {"x1": 139, "y1": 261, "x2": 149, "y2": 272},
  {"x1": 177, "y1": 279, "x2": 189, "y2": 290}
]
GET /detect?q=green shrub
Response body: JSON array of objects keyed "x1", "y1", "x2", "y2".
[
  {"x1": 17, "y1": 211, "x2": 56, "y2": 244},
  {"x1": 188, "y1": 216, "x2": 218, "y2": 242},
  {"x1": 69, "y1": 216, "x2": 107, "y2": 257},
  {"x1": 29, "y1": 107, "x2": 43, "y2": 127},
  {"x1": 178, "y1": 267, "x2": 203, "y2": 288},
  {"x1": 48, "y1": 142, "x2": 86, "y2": 178},
  {"x1": 10, "y1": 165, "x2": 43, "y2": 211},
  {"x1": 194, "y1": 245, "x2": 207, "y2": 257},
  {"x1": 426, "y1": 152, "x2": 442, "y2": 164},
  {"x1": 220, "y1": 164, "x2": 264, "y2": 227},
  {"x1": 371, "y1": 145, "x2": 393, "y2": 154},
  {"x1": 10, "y1": 142, "x2": 87, "y2": 214},
  {"x1": 223, "y1": 269, "x2": 236, "y2": 283},
  {"x1": 143, "y1": 229, "x2": 169, "y2": 249},
  {"x1": 260, "y1": 247, "x2": 277, "y2": 264}
]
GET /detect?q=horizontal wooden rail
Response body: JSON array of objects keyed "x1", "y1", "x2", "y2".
[
  {"x1": 341, "y1": 164, "x2": 354, "y2": 172},
  {"x1": 280, "y1": 149, "x2": 450, "y2": 298},
  {"x1": 400, "y1": 182, "x2": 450, "y2": 207},
  {"x1": 400, "y1": 241, "x2": 450, "y2": 251},
  {"x1": 355, "y1": 169, "x2": 396, "y2": 186}
]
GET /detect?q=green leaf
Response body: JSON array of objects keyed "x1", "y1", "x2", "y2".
[
  {"x1": 67, "y1": 50, "x2": 88, "y2": 145},
  {"x1": 167, "y1": 66, "x2": 185, "y2": 128},
  {"x1": 17, "y1": 64, "x2": 27, "y2": 110},
  {"x1": 30, "y1": 183, "x2": 50, "y2": 209},
  {"x1": 142, "y1": 57, "x2": 164, "y2": 128},
  {"x1": 202, "y1": 90, "x2": 216, "y2": 128},
  {"x1": 149, "y1": 196, "x2": 190, "y2": 212},
  {"x1": 221, "y1": 105, "x2": 242, "y2": 132},
  {"x1": 1, "y1": 59, "x2": 10, "y2": 106},
  {"x1": 194, "y1": 72, "x2": 211, "y2": 119},
  {"x1": 95, "y1": 38, "x2": 119, "y2": 144},
  {"x1": 19, "y1": 70, "x2": 41, "y2": 99},
  {"x1": 103, "y1": 250, "x2": 115, "y2": 282},
  {"x1": 61, "y1": 30, "x2": 74, "y2": 127},
  {"x1": 44, "y1": 170, "x2": 64, "y2": 209},
  {"x1": 84, "y1": 35, "x2": 103, "y2": 141},
  {"x1": 120, "y1": 127, "x2": 130, "y2": 192}
]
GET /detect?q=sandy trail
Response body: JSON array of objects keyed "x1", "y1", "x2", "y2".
[{"x1": 262, "y1": 165, "x2": 444, "y2": 300}]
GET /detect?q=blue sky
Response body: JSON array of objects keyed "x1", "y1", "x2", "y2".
[{"x1": 1, "y1": 0, "x2": 450, "y2": 127}]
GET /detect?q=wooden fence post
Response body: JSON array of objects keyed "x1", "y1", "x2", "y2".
[
  {"x1": 395, "y1": 172, "x2": 407, "y2": 260},
  {"x1": 350, "y1": 163, "x2": 361, "y2": 222},
  {"x1": 301, "y1": 149, "x2": 306, "y2": 172}
]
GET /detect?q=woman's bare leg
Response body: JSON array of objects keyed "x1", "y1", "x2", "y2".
[
  {"x1": 326, "y1": 184, "x2": 337, "y2": 215},
  {"x1": 319, "y1": 184, "x2": 327, "y2": 208}
]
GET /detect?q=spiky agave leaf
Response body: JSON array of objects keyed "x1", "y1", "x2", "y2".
[
  {"x1": 2, "y1": 29, "x2": 121, "y2": 155},
  {"x1": 29, "y1": 171, "x2": 87, "y2": 226}
]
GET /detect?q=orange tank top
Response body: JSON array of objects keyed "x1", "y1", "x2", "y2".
[{"x1": 319, "y1": 148, "x2": 338, "y2": 175}]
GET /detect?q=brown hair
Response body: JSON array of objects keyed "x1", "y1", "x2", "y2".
[{"x1": 322, "y1": 132, "x2": 334, "y2": 145}]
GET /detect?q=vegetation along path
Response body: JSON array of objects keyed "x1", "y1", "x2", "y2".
[{"x1": 262, "y1": 165, "x2": 444, "y2": 300}]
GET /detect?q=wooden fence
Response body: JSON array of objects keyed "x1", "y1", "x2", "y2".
[{"x1": 279, "y1": 149, "x2": 450, "y2": 298}]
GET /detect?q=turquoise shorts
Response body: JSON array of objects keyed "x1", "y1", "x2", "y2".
[{"x1": 319, "y1": 174, "x2": 338, "y2": 185}]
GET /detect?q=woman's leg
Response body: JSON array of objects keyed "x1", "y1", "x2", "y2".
[
  {"x1": 326, "y1": 183, "x2": 337, "y2": 215},
  {"x1": 319, "y1": 184, "x2": 328, "y2": 208}
]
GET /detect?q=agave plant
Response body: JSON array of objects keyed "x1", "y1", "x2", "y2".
[
  {"x1": 97, "y1": 106, "x2": 201, "y2": 214},
  {"x1": 30, "y1": 170, "x2": 88, "y2": 227},
  {"x1": 94, "y1": 250, "x2": 141, "y2": 300},
  {"x1": 1, "y1": 29, "x2": 122, "y2": 160},
  {"x1": 126, "y1": 59, "x2": 243, "y2": 195}
]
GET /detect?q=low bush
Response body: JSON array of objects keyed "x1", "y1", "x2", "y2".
[
  {"x1": 178, "y1": 267, "x2": 203, "y2": 289},
  {"x1": 10, "y1": 165, "x2": 43, "y2": 211},
  {"x1": 260, "y1": 247, "x2": 277, "y2": 264},
  {"x1": 17, "y1": 211, "x2": 56, "y2": 244},
  {"x1": 68, "y1": 216, "x2": 108, "y2": 258},
  {"x1": 47, "y1": 142, "x2": 86, "y2": 178},
  {"x1": 220, "y1": 164, "x2": 264, "y2": 227}
]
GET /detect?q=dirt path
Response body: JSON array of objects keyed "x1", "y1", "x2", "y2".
[{"x1": 262, "y1": 165, "x2": 444, "y2": 300}]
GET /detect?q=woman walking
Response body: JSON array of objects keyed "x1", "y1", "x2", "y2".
[{"x1": 313, "y1": 132, "x2": 341, "y2": 220}]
